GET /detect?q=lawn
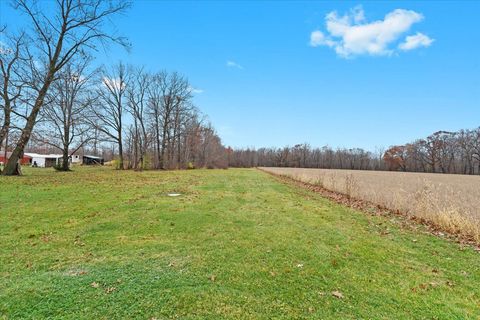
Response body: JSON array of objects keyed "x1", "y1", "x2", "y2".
[{"x1": 0, "y1": 167, "x2": 479, "y2": 319}]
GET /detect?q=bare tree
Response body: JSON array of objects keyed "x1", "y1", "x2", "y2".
[
  {"x1": 127, "y1": 67, "x2": 150, "y2": 170},
  {"x1": 147, "y1": 71, "x2": 192, "y2": 169},
  {"x1": 457, "y1": 129, "x2": 475, "y2": 174},
  {"x1": 3, "y1": 0, "x2": 130, "y2": 175},
  {"x1": 0, "y1": 30, "x2": 25, "y2": 165},
  {"x1": 472, "y1": 128, "x2": 480, "y2": 174},
  {"x1": 36, "y1": 57, "x2": 95, "y2": 170},
  {"x1": 89, "y1": 62, "x2": 129, "y2": 169}
]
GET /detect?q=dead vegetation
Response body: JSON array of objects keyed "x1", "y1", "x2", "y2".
[{"x1": 260, "y1": 167, "x2": 480, "y2": 245}]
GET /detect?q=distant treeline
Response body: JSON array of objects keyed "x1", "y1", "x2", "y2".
[{"x1": 228, "y1": 127, "x2": 480, "y2": 175}]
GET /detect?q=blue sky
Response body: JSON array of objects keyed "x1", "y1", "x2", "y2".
[{"x1": 1, "y1": 1, "x2": 479, "y2": 150}]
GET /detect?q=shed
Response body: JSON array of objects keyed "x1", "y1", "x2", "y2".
[{"x1": 82, "y1": 155, "x2": 104, "y2": 165}]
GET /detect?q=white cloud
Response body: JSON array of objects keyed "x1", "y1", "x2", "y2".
[
  {"x1": 399, "y1": 32, "x2": 434, "y2": 50},
  {"x1": 310, "y1": 30, "x2": 325, "y2": 47},
  {"x1": 310, "y1": 30, "x2": 335, "y2": 47},
  {"x1": 102, "y1": 77, "x2": 125, "y2": 91},
  {"x1": 351, "y1": 5, "x2": 366, "y2": 23},
  {"x1": 226, "y1": 60, "x2": 244, "y2": 70},
  {"x1": 310, "y1": 6, "x2": 432, "y2": 58},
  {"x1": 0, "y1": 41, "x2": 13, "y2": 55},
  {"x1": 188, "y1": 86, "x2": 204, "y2": 94}
]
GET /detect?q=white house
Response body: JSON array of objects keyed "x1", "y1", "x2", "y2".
[{"x1": 25, "y1": 153, "x2": 64, "y2": 168}]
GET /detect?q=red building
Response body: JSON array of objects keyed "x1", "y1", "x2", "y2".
[{"x1": 0, "y1": 152, "x2": 32, "y2": 165}]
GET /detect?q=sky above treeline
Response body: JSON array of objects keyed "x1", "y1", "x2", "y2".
[{"x1": 1, "y1": 1, "x2": 479, "y2": 151}]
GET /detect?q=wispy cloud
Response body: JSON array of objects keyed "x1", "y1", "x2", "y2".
[
  {"x1": 399, "y1": 32, "x2": 434, "y2": 51},
  {"x1": 102, "y1": 77, "x2": 125, "y2": 91},
  {"x1": 0, "y1": 41, "x2": 13, "y2": 55},
  {"x1": 226, "y1": 60, "x2": 244, "y2": 70},
  {"x1": 188, "y1": 86, "x2": 204, "y2": 94},
  {"x1": 309, "y1": 6, "x2": 433, "y2": 58}
]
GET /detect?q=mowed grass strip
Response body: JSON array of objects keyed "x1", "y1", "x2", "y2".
[{"x1": 0, "y1": 167, "x2": 479, "y2": 319}]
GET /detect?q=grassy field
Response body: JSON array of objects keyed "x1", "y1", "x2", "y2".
[
  {"x1": 261, "y1": 167, "x2": 480, "y2": 243},
  {"x1": 1, "y1": 167, "x2": 479, "y2": 319}
]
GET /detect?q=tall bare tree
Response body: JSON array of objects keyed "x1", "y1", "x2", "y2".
[
  {"x1": 36, "y1": 57, "x2": 95, "y2": 171},
  {"x1": 3, "y1": 0, "x2": 130, "y2": 175},
  {"x1": 89, "y1": 62, "x2": 129, "y2": 169},
  {"x1": 0, "y1": 30, "x2": 25, "y2": 162},
  {"x1": 127, "y1": 67, "x2": 150, "y2": 170},
  {"x1": 147, "y1": 71, "x2": 191, "y2": 169}
]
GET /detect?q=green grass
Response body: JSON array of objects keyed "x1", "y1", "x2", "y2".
[{"x1": 0, "y1": 167, "x2": 479, "y2": 319}]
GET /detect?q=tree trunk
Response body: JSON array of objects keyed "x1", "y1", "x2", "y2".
[
  {"x1": 61, "y1": 121, "x2": 70, "y2": 171},
  {"x1": 160, "y1": 124, "x2": 168, "y2": 169},
  {"x1": 177, "y1": 133, "x2": 181, "y2": 168},
  {"x1": 0, "y1": 111, "x2": 10, "y2": 150},
  {"x1": 118, "y1": 138, "x2": 124, "y2": 170},
  {"x1": 155, "y1": 119, "x2": 161, "y2": 169},
  {"x1": 61, "y1": 146, "x2": 70, "y2": 171},
  {"x1": 3, "y1": 82, "x2": 49, "y2": 175}
]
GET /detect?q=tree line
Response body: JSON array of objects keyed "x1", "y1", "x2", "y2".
[
  {"x1": 229, "y1": 128, "x2": 480, "y2": 175},
  {"x1": 228, "y1": 145, "x2": 385, "y2": 171},
  {"x1": 382, "y1": 129, "x2": 480, "y2": 174},
  {"x1": 0, "y1": 0, "x2": 227, "y2": 175}
]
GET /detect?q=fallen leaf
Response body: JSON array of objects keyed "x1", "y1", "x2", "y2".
[
  {"x1": 209, "y1": 275, "x2": 216, "y2": 282},
  {"x1": 90, "y1": 282, "x2": 99, "y2": 288},
  {"x1": 332, "y1": 290, "x2": 344, "y2": 299},
  {"x1": 105, "y1": 287, "x2": 116, "y2": 294},
  {"x1": 380, "y1": 227, "x2": 390, "y2": 235}
]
